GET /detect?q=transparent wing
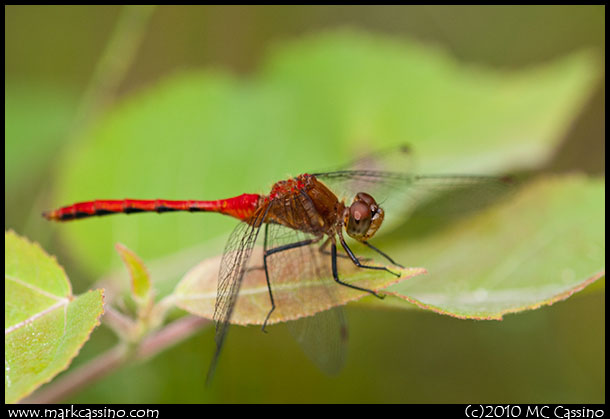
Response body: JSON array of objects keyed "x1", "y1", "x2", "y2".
[
  {"x1": 314, "y1": 144, "x2": 415, "y2": 176},
  {"x1": 314, "y1": 161, "x2": 513, "y2": 232},
  {"x1": 313, "y1": 143, "x2": 511, "y2": 221},
  {"x1": 264, "y1": 207, "x2": 348, "y2": 375},
  {"x1": 207, "y1": 206, "x2": 267, "y2": 382},
  {"x1": 287, "y1": 306, "x2": 348, "y2": 375}
]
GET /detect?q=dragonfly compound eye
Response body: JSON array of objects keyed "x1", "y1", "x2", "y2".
[
  {"x1": 345, "y1": 194, "x2": 385, "y2": 241},
  {"x1": 355, "y1": 192, "x2": 376, "y2": 207}
]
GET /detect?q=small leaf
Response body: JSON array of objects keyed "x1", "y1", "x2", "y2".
[
  {"x1": 115, "y1": 243, "x2": 151, "y2": 303},
  {"x1": 173, "y1": 247, "x2": 425, "y2": 325},
  {"x1": 4, "y1": 231, "x2": 104, "y2": 404},
  {"x1": 381, "y1": 175, "x2": 604, "y2": 319}
]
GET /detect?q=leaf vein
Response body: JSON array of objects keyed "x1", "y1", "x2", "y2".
[
  {"x1": 5, "y1": 299, "x2": 69, "y2": 335},
  {"x1": 5, "y1": 274, "x2": 71, "y2": 301}
]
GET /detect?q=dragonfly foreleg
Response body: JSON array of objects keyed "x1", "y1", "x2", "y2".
[
  {"x1": 338, "y1": 233, "x2": 400, "y2": 281},
  {"x1": 362, "y1": 241, "x2": 404, "y2": 268},
  {"x1": 330, "y1": 242, "x2": 385, "y2": 299}
]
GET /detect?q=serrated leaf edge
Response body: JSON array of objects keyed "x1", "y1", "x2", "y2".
[{"x1": 387, "y1": 269, "x2": 604, "y2": 320}]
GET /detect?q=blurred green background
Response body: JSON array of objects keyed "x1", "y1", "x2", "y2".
[{"x1": 5, "y1": 5, "x2": 604, "y2": 403}]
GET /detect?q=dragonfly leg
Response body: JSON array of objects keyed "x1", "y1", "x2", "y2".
[
  {"x1": 331, "y1": 243, "x2": 385, "y2": 299},
  {"x1": 262, "y1": 228, "x2": 322, "y2": 332},
  {"x1": 362, "y1": 241, "x2": 404, "y2": 268},
  {"x1": 319, "y1": 236, "x2": 350, "y2": 259},
  {"x1": 338, "y1": 234, "x2": 400, "y2": 279}
]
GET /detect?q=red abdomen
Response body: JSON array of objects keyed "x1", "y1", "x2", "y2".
[{"x1": 43, "y1": 194, "x2": 261, "y2": 222}]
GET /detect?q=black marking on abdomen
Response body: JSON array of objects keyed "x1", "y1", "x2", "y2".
[
  {"x1": 124, "y1": 207, "x2": 146, "y2": 214},
  {"x1": 73, "y1": 212, "x2": 92, "y2": 220},
  {"x1": 155, "y1": 206, "x2": 176, "y2": 213},
  {"x1": 95, "y1": 209, "x2": 114, "y2": 216}
]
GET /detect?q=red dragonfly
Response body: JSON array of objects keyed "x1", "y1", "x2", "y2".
[{"x1": 43, "y1": 146, "x2": 512, "y2": 380}]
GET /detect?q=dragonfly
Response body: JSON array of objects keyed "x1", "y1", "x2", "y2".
[{"x1": 43, "y1": 146, "x2": 512, "y2": 381}]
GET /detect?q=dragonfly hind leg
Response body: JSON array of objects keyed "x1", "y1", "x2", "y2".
[{"x1": 262, "y1": 225, "x2": 323, "y2": 332}]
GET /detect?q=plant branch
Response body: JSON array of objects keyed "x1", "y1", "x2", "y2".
[
  {"x1": 102, "y1": 305, "x2": 136, "y2": 340},
  {"x1": 23, "y1": 315, "x2": 211, "y2": 404}
]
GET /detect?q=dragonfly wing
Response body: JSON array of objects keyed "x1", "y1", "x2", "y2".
[
  {"x1": 315, "y1": 170, "x2": 514, "y2": 231},
  {"x1": 315, "y1": 144, "x2": 415, "y2": 176},
  {"x1": 286, "y1": 305, "x2": 348, "y2": 375},
  {"x1": 312, "y1": 144, "x2": 414, "y2": 197},
  {"x1": 264, "y1": 201, "x2": 348, "y2": 375},
  {"x1": 207, "y1": 205, "x2": 267, "y2": 382},
  {"x1": 314, "y1": 144, "x2": 514, "y2": 230}
]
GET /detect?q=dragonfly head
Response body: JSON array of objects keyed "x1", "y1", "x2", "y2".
[{"x1": 344, "y1": 192, "x2": 384, "y2": 241}]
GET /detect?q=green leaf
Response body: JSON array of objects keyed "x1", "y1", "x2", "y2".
[
  {"x1": 115, "y1": 243, "x2": 151, "y2": 303},
  {"x1": 4, "y1": 231, "x2": 104, "y2": 404},
  {"x1": 49, "y1": 30, "x2": 599, "y2": 275},
  {"x1": 378, "y1": 175, "x2": 604, "y2": 319},
  {"x1": 173, "y1": 248, "x2": 425, "y2": 325},
  {"x1": 262, "y1": 31, "x2": 601, "y2": 174}
]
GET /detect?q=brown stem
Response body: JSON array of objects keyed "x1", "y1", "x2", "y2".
[
  {"x1": 103, "y1": 305, "x2": 136, "y2": 340},
  {"x1": 22, "y1": 345, "x2": 128, "y2": 404},
  {"x1": 23, "y1": 316, "x2": 210, "y2": 404}
]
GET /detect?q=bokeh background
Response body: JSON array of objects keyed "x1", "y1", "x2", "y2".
[{"x1": 5, "y1": 5, "x2": 604, "y2": 403}]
